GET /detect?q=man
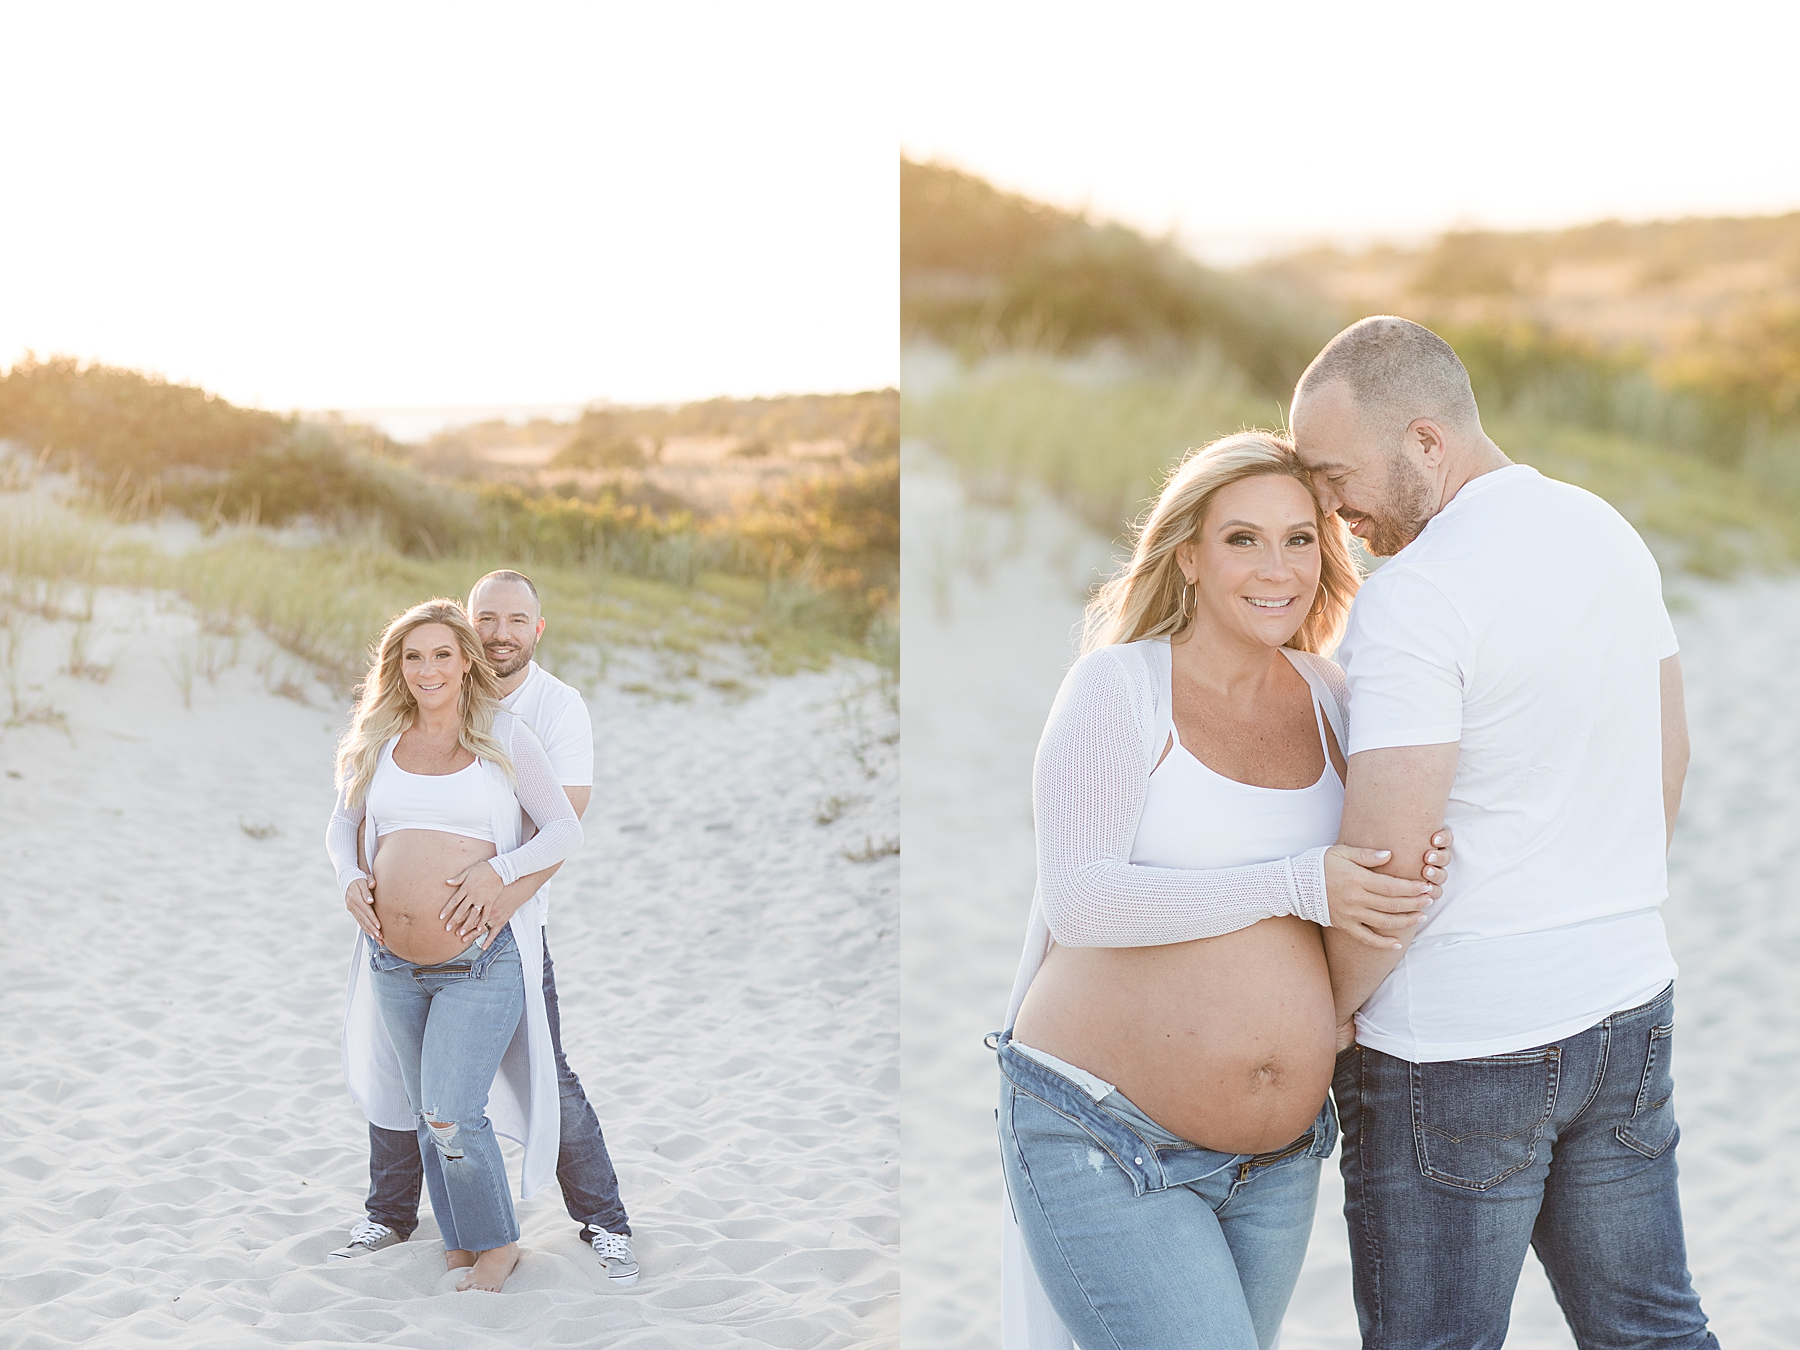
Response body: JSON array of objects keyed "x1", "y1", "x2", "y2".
[
  {"x1": 331, "y1": 569, "x2": 637, "y2": 1286},
  {"x1": 1291, "y1": 317, "x2": 1714, "y2": 1348}
]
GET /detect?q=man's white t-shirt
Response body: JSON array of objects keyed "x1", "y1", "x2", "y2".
[
  {"x1": 1338, "y1": 464, "x2": 1679, "y2": 1062},
  {"x1": 500, "y1": 660, "x2": 594, "y2": 925}
]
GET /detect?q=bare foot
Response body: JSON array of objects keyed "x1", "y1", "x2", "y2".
[
  {"x1": 456, "y1": 1242, "x2": 521, "y2": 1292},
  {"x1": 445, "y1": 1249, "x2": 477, "y2": 1271}
]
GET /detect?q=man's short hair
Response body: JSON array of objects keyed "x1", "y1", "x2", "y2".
[
  {"x1": 469, "y1": 569, "x2": 540, "y2": 608},
  {"x1": 1295, "y1": 316, "x2": 1481, "y2": 440}
]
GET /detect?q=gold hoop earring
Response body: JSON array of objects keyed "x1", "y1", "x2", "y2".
[{"x1": 1180, "y1": 580, "x2": 1195, "y2": 620}]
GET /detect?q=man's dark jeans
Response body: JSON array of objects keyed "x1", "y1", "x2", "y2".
[
  {"x1": 364, "y1": 932, "x2": 631, "y2": 1239},
  {"x1": 1333, "y1": 982, "x2": 1716, "y2": 1350}
]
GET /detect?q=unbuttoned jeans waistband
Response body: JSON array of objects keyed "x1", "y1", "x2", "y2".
[
  {"x1": 990, "y1": 1028, "x2": 1337, "y2": 1198},
  {"x1": 369, "y1": 924, "x2": 517, "y2": 978}
]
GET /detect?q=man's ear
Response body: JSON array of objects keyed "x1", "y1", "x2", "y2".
[
  {"x1": 535, "y1": 616, "x2": 547, "y2": 639},
  {"x1": 1409, "y1": 419, "x2": 1448, "y2": 468}
]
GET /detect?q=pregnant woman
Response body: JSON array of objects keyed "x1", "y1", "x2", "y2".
[
  {"x1": 999, "y1": 432, "x2": 1449, "y2": 1349},
  {"x1": 327, "y1": 599, "x2": 582, "y2": 1293}
]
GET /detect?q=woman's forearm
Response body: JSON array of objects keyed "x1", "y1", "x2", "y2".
[{"x1": 489, "y1": 817, "x2": 582, "y2": 884}]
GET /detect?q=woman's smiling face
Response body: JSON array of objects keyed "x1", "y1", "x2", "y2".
[
  {"x1": 400, "y1": 622, "x2": 470, "y2": 711},
  {"x1": 1176, "y1": 474, "x2": 1323, "y2": 650}
]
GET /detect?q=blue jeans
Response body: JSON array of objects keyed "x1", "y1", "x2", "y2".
[
  {"x1": 363, "y1": 932, "x2": 631, "y2": 1239},
  {"x1": 369, "y1": 927, "x2": 524, "y2": 1253},
  {"x1": 995, "y1": 1030, "x2": 1333, "y2": 1350},
  {"x1": 1334, "y1": 982, "x2": 1717, "y2": 1349}
]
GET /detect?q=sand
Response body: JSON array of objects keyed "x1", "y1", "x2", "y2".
[
  {"x1": 0, "y1": 586, "x2": 898, "y2": 1347},
  {"x1": 900, "y1": 441, "x2": 1800, "y2": 1349}
]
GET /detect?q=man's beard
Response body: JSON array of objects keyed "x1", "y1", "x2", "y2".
[
  {"x1": 483, "y1": 637, "x2": 535, "y2": 678},
  {"x1": 1352, "y1": 452, "x2": 1436, "y2": 557}
]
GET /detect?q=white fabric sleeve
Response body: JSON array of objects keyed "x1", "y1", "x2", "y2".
[
  {"x1": 489, "y1": 722, "x2": 584, "y2": 884},
  {"x1": 545, "y1": 691, "x2": 595, "y2": 786},
  {"x1": 325, "y1": 786, "x2": 369, "y2": 897},
  {"x1": 1033, "y1": 651, "x2": 1331, "y2": 947},
  {"x1": 1338, "y1": 567, "x2": 1470, "y2": 755},
  {"x1": 1652, "y1": 600, "x2": 1679, "y2": 661}
]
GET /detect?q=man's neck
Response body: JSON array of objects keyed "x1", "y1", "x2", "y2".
[
  {"x1": 496, "y1": 661, "x2": 533, "y2": 698},
  {"x1": 1435, "y1": 434, "x2": 1513, "y2": 515}
]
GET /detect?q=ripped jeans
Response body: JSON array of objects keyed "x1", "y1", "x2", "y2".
[
  {"x1": 996, "y1": 1029, "x2": 1333, "y2": 1350},
  {"x1": 369, "y1": 925, "x2": 524, "y2": 1253}
]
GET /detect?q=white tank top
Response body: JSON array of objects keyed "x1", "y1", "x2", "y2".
[
  {"x1": 366, "y1": 738, "x2": 495, "y2": 843},
  {"x1": 1130, "y1": 650, "x2": 1344, "y2": 871}
]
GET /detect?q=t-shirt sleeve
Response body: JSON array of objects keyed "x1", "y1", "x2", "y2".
[
  {"x1": 1340, "y1": 567, "x2": 1471, "y2": 755},
  {"x1": 543, "y1": 689, "x2": 595, "y2": 786},
  {"x1": 1651, "y1": 600, "x2": 1679, "y2": 660}
]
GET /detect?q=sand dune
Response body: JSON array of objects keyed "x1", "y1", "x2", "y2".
[
  {"x1": 900, "y1": 442, "x2": 1800, "y2": 1349},
  {"x1": 0, "y1": 587, "x2": 897, "y2": 1347}
]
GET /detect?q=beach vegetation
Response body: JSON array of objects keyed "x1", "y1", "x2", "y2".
[
  {"x1": 902, "y1": 164, "x2": 1800, "y2": 581},
  {"x1": 1, "y1": 362, "x2": 897, "y2": 687},
  {"x1": 842, "y1": 834, "x2": 900, "y2": 863},
  {"x1": 901, "y1": 159, "x2": 1331, "y2": 390}
]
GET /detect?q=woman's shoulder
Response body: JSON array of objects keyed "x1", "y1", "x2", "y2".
[
  {"x1": 1058, "y1": 640, "x2": 1151, "y2": 696},
  {"x1": 1071, "y1": 636, "x2": 1165, "y2": 680},
  {"x1": 1287, "y1": 647, "x2": 1345, "y2": 680},
  {"x1": 1285, "y1": 647, "x2": 1348, "y2": 709},
  {"x1": 1050, "y1": 639, "x2": 1165, "y2": 726}
]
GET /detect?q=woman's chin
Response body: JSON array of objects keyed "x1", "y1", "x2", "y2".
[{"x1": 1245, "y1": 617, "x2": 1307, "y2": 648}]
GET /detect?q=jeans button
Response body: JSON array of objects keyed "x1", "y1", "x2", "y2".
[{"x1": 1135, "y1": 1157, "x2": 1143, "y2": 1165}]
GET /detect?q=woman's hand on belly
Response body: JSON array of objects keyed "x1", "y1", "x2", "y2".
[
  {"x1": 343, "y1": 876, "x2": 382, "y2": 942},
  {"x1": 440, "y1": 860, "x2": 507, "y2": 941},
  {"x1": 372, "y1": 830, "x2": 501, "y2": 965}
]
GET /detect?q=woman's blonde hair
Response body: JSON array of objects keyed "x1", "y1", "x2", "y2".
[
  {"x1": 335, "y1": 598, "x2": 513, "y2": 806},
  {"x1": 1083, "y1": 430, "x2": 1360, "y2": 655}
]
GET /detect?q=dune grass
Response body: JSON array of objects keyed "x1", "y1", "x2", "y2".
[
  {"x1": 0, "y1": 495, "x2": 877, "y2": 695},
  {"x1": 900, "y1": 352, "x2": 1271, "y2": 533},
  {"x1": 0, "y1": 360, "x2": 899, "y2": 665},
  {"x1": 903, "y1": 354, "x2": 1800, "y2": 581}
]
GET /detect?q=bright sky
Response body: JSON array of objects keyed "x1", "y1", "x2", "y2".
[
  {"x1": 903, "y1": 0, "x2": 1800, "y2": 263},
  {"x1": 1, "y1": 3, "x2": 895, "y2": 413}
]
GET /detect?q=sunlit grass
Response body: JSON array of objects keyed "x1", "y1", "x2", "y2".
[
  {"x1": 905, "y1": 357, "x2": 1800, "y2": 581},
  {"x1": 902, "y1": 352, "x2": 1271, "y2": 531},
  {"x1": 0, "y1": 497, "x2": 872, "y2": 692}
]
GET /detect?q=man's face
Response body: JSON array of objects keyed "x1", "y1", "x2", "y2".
[
  {"x1": 1291, "y1": 380, "x2": 1435, "y2": 558},
  {"x1": 469, "y1": 580, "x2": 544, "y2": 678}
]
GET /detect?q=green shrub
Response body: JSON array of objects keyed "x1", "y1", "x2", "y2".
[{"x1": 901, "y1": 159, "x2": 1334, "y2": 392}]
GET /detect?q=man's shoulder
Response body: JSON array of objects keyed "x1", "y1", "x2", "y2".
[{"x1": 516, "y1": 663, "x2": 589, "y2": 715}]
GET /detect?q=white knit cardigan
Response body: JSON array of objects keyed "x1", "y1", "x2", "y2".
[
  {"x1": 1002, "y1": 638, "x2": 1348, "y2": 1350},
  {"x1": 328, "y1": 709, "x2": 580, "y2": 1201}
]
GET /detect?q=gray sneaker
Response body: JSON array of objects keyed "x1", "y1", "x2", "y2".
[
  {"x1": 328, "y1": 1218, "x2": 406, "y2": 1261},
  {"x1": 587, "y1": 1227, "x2": 639, "y2": 1285}
]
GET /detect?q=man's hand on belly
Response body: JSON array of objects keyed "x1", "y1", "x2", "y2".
[{"x1": 440, "y1": 861, "x2": 506, "y2": 942}]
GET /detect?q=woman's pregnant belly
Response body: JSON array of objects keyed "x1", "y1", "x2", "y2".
[
  {"x1": 1011, "y1": 916, "x2": 1336, "y2": 1154},
  {"x1": 372, "y1": 829, "x2": 501, "y2": 965}
]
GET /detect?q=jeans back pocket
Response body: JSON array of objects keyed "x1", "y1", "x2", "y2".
[
  {"x1": 1411, "y1": 1047, "x2": 1560, "y2": 1191},
  {"x1": 1617, "y1": 1022, "x2": 1677, "y2": 1159}
]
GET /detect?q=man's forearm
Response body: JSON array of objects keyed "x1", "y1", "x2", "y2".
[
  {"x1": 1325, "y1": 927, "x2": 1412, "y2": 1028},
  {"x1": 1660, "y1": 654, "x2": 1688, "y2": 850}
]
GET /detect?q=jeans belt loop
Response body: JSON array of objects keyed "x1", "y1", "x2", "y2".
[{"x1": 994, "y1": 1029, "x2": 1163, "y2": 1197}]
